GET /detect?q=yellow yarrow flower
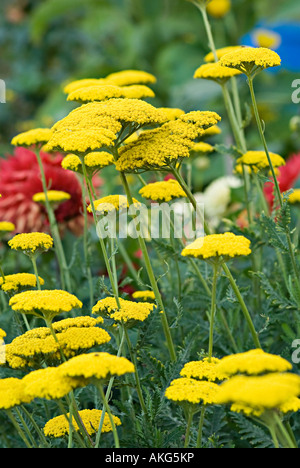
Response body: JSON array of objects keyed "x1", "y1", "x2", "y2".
[
  {"x1": 92, "y1": 296, "x2": 155, "y2": 325},
  {"x1": 87, "y1": 195, "x2": 140, "y2": 215},
  {"x1": 43, "y1": 409, "x2": 121, "y2": 438},
  {"x1": 0, "y1": 377, "x2": 33, "y2": 409},
  {"x1": 59, "y1": 352, "x2": 135, "y2": 383},
  {"x1": 45, "y1": 99, "x2": 167, "y2": 155},
  {"x1": 216, "y1": 349, "x2": 293, "y2": 377},
  {"x1": 165, "y1": 377, "x2": 220, "y2": 406},
  {"x1": 0, "y1": 273, "x2": 45, "y2": 294},
  {"x1": 191, "y1": 142, "x2": 214, "y2": 154},
  {"x1": 4, "y1": 316, "x2": 105, "y2": 369},
  {"x1": 6, "y1": 327, "x2": 111, "y2": 368},
  {"x1": 231, "y1": 397, "x2": 300, "y2": 418},
  {"x1": 288, "y1": 189, "x2": 300, "y2": 205},
  {"x1": 180, "y1": 357, "x2": 227, "y2": 382},
  {"x1": 204, "y1": 46, "x2": 245, "y2": 63},
  {"x1": 139, "y1": 179, "x2": 187, "y2": 202},
  {"x1": 32, "y1": 190, "x2": 71, "y2": 204},
  {"x1": 220, "y1": 47, "x2": 281, "y2": 74},
  {"x1": 206, "y1": 0, "x2": 231, "y2": 18},
  {"x1": 23, "y1": 367, "x2": 85, "y2": 400},
  {"x1": 215, "y1": 373, "x2": 300, "y2": 410},
  {"x1": 8, "y1": 232, "x2": 53, "y2": 257},
  {"x1": 63, "y1": 78, "x2": 107, "y2": 95},
  {"x1": 116, "y1": 111, "x2": 221, "y2": 172},
  {"x1": 0, "y1": 222, "x2": 15, "y2": 233},
  {"x1": 0, "y1": 328, "x2": 6, "y2": 340},
  {"x1": 104, "y1": 69, "x2": 157, "y2": 87},
  {"x1": 62, "y1": 152, "x2": 114, "y2": 174},
  {"x1": 67, "y1": 84, "x2": 155, "y2": 103},
  {"x1": 194, "y1": 63, "x2": 242, "y2": 83},
  {"x1": 11, "y1": 128, "x2": 53, "y2": 148},
  {"x1": 9, "y1": 290, "x2": 83, "y2": 322},
  {"x1": 181, "y1": 232, "x2": 251, "y2": 261},
  {"x1": 236, "y1": 151, "x2": 285, "y2": 172},
  {"x1": 132, "y1": 290, "x2": 156, "y2": 302}
]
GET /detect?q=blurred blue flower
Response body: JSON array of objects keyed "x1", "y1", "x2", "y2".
[{"x1": 241, "y1": 22, "x2": 300, "y2": 72}]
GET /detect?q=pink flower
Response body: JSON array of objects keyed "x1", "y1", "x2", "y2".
[
  {"x1": 264, "y1": 153, "x2": 300, "y2": 209},
  {"x1": 0, "y1": 147, "x2": 84, "y2": 235}
]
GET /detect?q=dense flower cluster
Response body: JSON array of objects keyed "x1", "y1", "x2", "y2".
[
  {"x1": 8, "y1": 232, "x2": 54, "y2": 255},
  {"x1": 92, "y1": 297, "x2": 155, "y2": 324},
  {"x1": 0, "y1": 273, "x2": 45, "y2": 294},
  {"x1": 116, "y1": 111, "x2": 221, "y2": 172},
  {"x1": 181, "y1": 232, "x2": 251, "y2": 260},
  {"x1": 43, "y1": 409, "x2": 121, "y2": 438},
  {"x1": 219, "y1": 47, "x2": 281, "y2": 73},
  {"x1": 139, "y1": 179, "x2": 187, "y2": 202}
]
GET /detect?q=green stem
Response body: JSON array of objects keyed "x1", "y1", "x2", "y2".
[
  {"x1": 81, "y1": 158, "x2": 121, "y2": 309},
  {"x1": 208, "y1": 263, "x2": 219, "y2": 360},
  {"x1": 222, "y1": 262, "x2": 261, "y2": 349},
  {"x1": 98, "y1": 384, "x2": 120, "y2": 448},
  {"x1": 20, "y1": 405, "x2": 50, "y2": 448},
  {"x1": 248, "y1": 76, "x2": 300, "y2": 293},
  {"x1": 124, "y1": 326, "x2": 147, "y2": 415},
  {"x1": 31, "y1": 256, "x2": 41, "y2": 290},
  {"x1": 94, "y1": 327, "x2": 126, "y2": 448},
  {"x1": 119, "y1": 170, "x2": 177, "y2": 362},
  {"x1": 80, "y1": 175, "x2": 94, "y2": 309},
  {"x1": 184, "y1": 408, "x2": 194, "y2": 448},
  {"x1": 273, "y1": 413, "x2": 297, "y2": 449},
  {"x1": 34, "y1": 148, "x2": 71, "y2": 292},
  {"x1": 6, "y1": 409, "x2": 32, "y2": 448},
  {"x1": 196, "y1": 406, "x2": 206, "y2": 448}
]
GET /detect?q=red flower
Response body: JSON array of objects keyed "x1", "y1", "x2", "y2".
[
  {"x1": 0, "y1": 147, "x2": 84, "y2": 235},
  {"x1": 264, "y1": 153, "x2": 300, "y2": 209}
]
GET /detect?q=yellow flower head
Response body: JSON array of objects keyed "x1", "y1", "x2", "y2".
[
  {"x1": 236, "y1": 151, "x2": 285, "y2": 172},
  {"x1": 45, "y1": 100, "x2": 167, "y2": 155},
  {"x1": 8, "y1": 232, "x2": 53, "y2": 257},
  {"x1": 87, "y1": 195, "x2": 140, "y2": 215},
  {"x1": 33, "y1": 190, "x2": 71, "y2": 204},
  {"x1": 4, "y1": 316, "x2": 105, "y2": 369},
  {"x1": 288, "y1": 189, "x2": 300, "y2": 205},
  {"x1": 23, "y1": 367, "x2": 85, "y2": 400},
  {"x1": 180, "y1": 357, "x2": 227, "y2": 382},
  {"x1": 116, "y1": 111, "x2": 221, "y2": 173},
  {"x1": 216, "y1": 373, "x2": 300, "y2": 411},
  {"x1": 206, "y1": 0, "x2": 231, "y2": 18},
  {"x1": 0, "y1": 273, "x2": 45, "y2": 294},
  {"x1": 59, "y1": 352, "x2": 135, "y2": 382},
  {"x1": 216, "y1": 349, "x2": 293, "y2": 377},
  {"x1": 194, "y1": 63, "x2": 242, "y2": 83},
  {"x1": 92, "y1": 296, "x2": 154, "y2": 325},
  {"x1": 191, "y1": 142, "x2": 214, "y2": 154},
  {"x1": 63, "y1": 78, "x2": 107, "y2": 95},
  {"x1": 132, "y1": 290, "x2": 156, "y2": 302},
  {"x1": 181, "y1": 232, "x2": 251, "y2": 261},
  {"x1": 231, "y1": 397, "x2": 300, "y2": 418},
  {"x1": 204, "y1": 46, "x2": 244, "y2": 63},
  {"x1": 139, "y1": 179, "x2": 187, "y2": 202},
  {"x1": 158, "y1": 107, "x2": 185, "y2": 121},
  {"x1": 165, "y1": 377, "x2": 220, "y2": 406},
  {"x1": 0, "y1": 377, "x2": 33, "y2": 410},
  {"x1": 104, "y1": 69, "x2": 157, "y2": 87},
  {"x1": 62, "y1": 152, "x2": 114, "y2": 174},
  {"x1": 9, "y1": 290, "x2": 83, "y2": 321},
  {"x1": 0, "y1": 328, "x2": 6, "y2": 340},
  {"x1": 67, "y1": 84, "x2": 155, "y2": 103},
  {"x1": 43, "y1": 409, "x2": 121, "y2": 438},
  {"x1": 11, "y1": 129, "x2": 53, "y2": 148},
  {"x1": 0, "y1": 222, "x2": 15, "y2": 233},
  {"x1": 220, "y1": 47, "x2": 281, "y2": 74}
]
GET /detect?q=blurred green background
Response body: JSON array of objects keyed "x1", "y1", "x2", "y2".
[{"x1": 0, "y1": 0, "x2": 300, "y2": 158}]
